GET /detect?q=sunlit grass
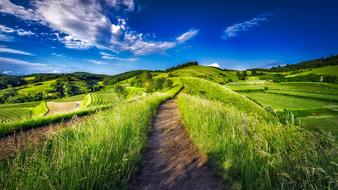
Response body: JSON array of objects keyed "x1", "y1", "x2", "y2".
[
  {"x1": 0, "y1": 85, "x2": 182, "y2": 189},
  {"x1": 177, "y1": 78, "x2": 337, "y2": 189}
]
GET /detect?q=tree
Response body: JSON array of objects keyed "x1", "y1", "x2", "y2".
[{"x1": 114, "y1": 85, "x2": 128, "y2": 97}]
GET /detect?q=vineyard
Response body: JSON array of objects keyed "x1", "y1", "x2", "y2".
[
  {"x1": 83, "y1": 92, "x2": 120, "y2": 107},
  {"x1": 0, "y1": 108, "x2": 32, "y2": 123}
]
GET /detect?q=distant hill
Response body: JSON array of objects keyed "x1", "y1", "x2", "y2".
[
  {"x1": 170, "y1": 65, "x2": 238, "y2": 84},
  {"x1": 268, "y1": 54, "x2": 338, "y2": 72}
]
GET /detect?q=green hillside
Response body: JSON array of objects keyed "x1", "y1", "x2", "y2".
[{"x1": 171, "y1": 65, "x2": 238, "y2": 84}]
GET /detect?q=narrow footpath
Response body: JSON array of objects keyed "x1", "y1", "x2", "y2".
[{"x1": 131, "y1": 99, "x2": 223, "y2": 190}]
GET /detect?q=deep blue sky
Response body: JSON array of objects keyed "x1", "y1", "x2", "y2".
[{"x1": 0, "y1": 0, "x2": 337, "y2": 75}]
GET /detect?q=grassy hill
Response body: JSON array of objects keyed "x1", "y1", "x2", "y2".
[{"x1": 171, "y1": 65, "x2": 238, "y2": 84}]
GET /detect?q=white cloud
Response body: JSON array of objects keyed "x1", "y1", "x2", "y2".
[
  {"x1": 0, "y1": 24, "x2": 35, "y2": 36},
  {"x1": 105, "y1": 0, "x2": 135, "y2": 11},
  {"x1": 0, "y1": 0, "x2": 42, "y2": 22},
  {"x1": 0, "y1": 56, "x2": 46, "y2": 66},
  {"x1": 0, "y1": 0, "x2": 198, "y2": 55},
  {"x1": 100, "y1": 52, "x2": 137, "y2": 62},
  {"x1": 0, "y1": 46, "x2": 33, "y2": 56},
  {"x1": 223, "y1": 14, "x2": 270, "y2": 39},
  {"x1": 176, "y1": 29, "x2": 199, "y2": 43},
  {"x1": 87, "y1": 59, "x2": 108, "y2": 65},
  {"x1": 208, "y1": 63, "x2": 220, "y2": 68},
  {"x1": 2, "y1": 70, "x2": 11, "y2": 74},
  {"x1": 51, "y1": 52, "x2": 65, "y2": 57},
  {"x1": 110, "y1": 21, "x2": 198, "y2": 55},
  {"x1": 35, "y1": 0, "x2": 111, "y2": 49},
  {"x1": 0, "y1": 33, "x2": 14, "y2": 42}
]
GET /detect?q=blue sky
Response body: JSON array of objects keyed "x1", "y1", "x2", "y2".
[{"x1": 0, "y1": 0, "x2": 337, "y2": 75}]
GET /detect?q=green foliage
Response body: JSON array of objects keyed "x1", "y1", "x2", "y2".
[
  {"x1": 103, "y1": 70, "x2": 144, "y2": 85},
  {"x1": 113, "y1": 85, "x2": 128, "y2": 97},
  {"x1": 165, "y1": 61, "x2": 198, "y2": 71},
  {"x1": 0, "y1": 75, "x2": 27, "y2": 90},
  {"x1": 177, "y1": 93, "x2": 337, "y2": 189},
  {"x1": 32, "y1": 101, "x2": 48, "y2": 117},
  {"x1": 268, "y1": 54, "x2": 338, "y2": 72},
  {"x1": 162, "y1": 79, "x2": 173, "y2": 88}
]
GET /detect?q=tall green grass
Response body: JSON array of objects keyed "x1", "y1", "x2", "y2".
[
  {"x1": 178, "y1": 93, "x2": 337, "y2": 189},
  {"x1": 177, "y1": 78, "x2": 337, "y2": 189},
  {"x1": 0, "y1": 85, "x2": 181, "y2": 189}
]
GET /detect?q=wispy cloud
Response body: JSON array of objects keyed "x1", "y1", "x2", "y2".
[
  {"x1": 100, "y1": 52, "x2": 137, "y2": 62},
  {"x1": 0, "y1": 0, "x2": 198, "y2": 55},
  {"x1": 176, "y1": 29, "x2": 199, "y2": 43},
  {"x1": 2, "y1": 70, "x2": 12, "y2": 74},
  {"x1": 0, "y1": 46, "x2": 34, "y2": 56},
  {"x1": 51, "y1": 52, "x2": 66, "y2": 57},
  {"x1": 87, "y1": 59, "x2": 108, "y2": 65},
  {"x1": 0, "y1": 24, "x2": 35, "y2": 36},
  {"x1": 0, "y1": 57, "x2": 45, "y2": 66},
  {"x1": 223, "y1": 13, "x2": 272, "y2": 39},
  {"x1": 0, "y1": 33, "x2": 14, "y2": 42}
]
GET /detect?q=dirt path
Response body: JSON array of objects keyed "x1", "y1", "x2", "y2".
[
  {"x1": 46, "y1": 101, "x2": 82, "y2": 115},
  {"x1": 130, "y1": 99, "x2": 224, "y2": 190}
]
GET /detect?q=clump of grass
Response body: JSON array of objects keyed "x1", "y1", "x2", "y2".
[
  {"x1": 177, "y1": 92, "x2": 338, "y2": 189},
  {"x1": 0, "y1": 90, "x2": 177, "y2": 189}
]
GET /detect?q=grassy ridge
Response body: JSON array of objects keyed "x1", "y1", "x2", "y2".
[
  {"x1": 177, "y1": 92, "x2": 337, "y2": 189},
  {"x1": 0, "y1": 86, "x2": 181, "y2": 189},
  {"x1": 181, "y1": 77, "x2": 277, "y2": 123},
  {"x1": 172, "y1": 65, "x2": 237, "y2": 84}
]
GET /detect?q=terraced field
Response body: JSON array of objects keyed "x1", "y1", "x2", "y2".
[
  {"x1": 0, "y1": 108, "x2": 31, "y2": 123},
  {"x1": 242, "y1": 92, "x2": 337, "y2": 110},
  {"x1": 83, "y1": 92, "x2": 120, "y2": 107},
  {"x1": 298, "y1": 116, "x2": 338, "y2": 136}
]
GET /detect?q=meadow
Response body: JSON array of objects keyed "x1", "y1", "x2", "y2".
[
  {"x1": 0, "y1": 62, "x2": 337, "y2": 189},
  {"x1": 177, "y1": 78, "x2": 337, "y2": 189}
]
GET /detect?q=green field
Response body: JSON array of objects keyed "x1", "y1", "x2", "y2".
[
  {"x1": 241, "y1": 92, "x2": 337, "y2": 110},
  {"x1": 298, "y1": 116, "x2": 338, "y2": 136},
  {"x1": 0, "y1": 63, "x2": 337, "y2": 189},
  {"x1": 285, "y1": 65, "x2": 338, "y2": 77}
]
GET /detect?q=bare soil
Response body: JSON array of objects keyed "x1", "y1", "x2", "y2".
[
  {"x1": 130, "y1": 99, "x2": 224, "y2": 190},
  {"x1": 46, "y1": 101, "x2": 81, "y2": 115}
]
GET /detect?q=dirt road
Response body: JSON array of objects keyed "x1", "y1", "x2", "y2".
[{"x1": 130, "y1": 99, "x2": 223, "y2": 190}]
